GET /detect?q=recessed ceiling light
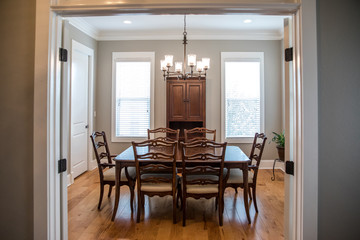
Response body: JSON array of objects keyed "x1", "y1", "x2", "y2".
[
  {"x1": 243, "y1": 19, "x2": 252, "y2": 24},
  {"x1": 123, "y1": 20, "x2": 132, "y2": 24}
]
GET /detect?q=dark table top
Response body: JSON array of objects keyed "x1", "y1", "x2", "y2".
[{"x1": 114, "y1": 145, "x2": 250, "y2": 165}]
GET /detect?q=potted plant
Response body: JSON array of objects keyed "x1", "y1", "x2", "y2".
[{"x1": 271, "y1": 131, "x2": 285, "y2": 161}]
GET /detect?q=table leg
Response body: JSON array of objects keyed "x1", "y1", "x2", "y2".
[
  {"x1": 271, "y1": 159, "x2": 278, "y2": 181},
  {"x1": 243, "y1": 166, "x2": 251, "y2": 224},
  {"x1": 111, "y1": 163, "x2": 122, "y2": 221}
]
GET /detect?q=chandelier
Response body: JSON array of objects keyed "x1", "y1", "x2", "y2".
[{"x1": 160, "y1": 15, "x2": 210, "y2": 81}]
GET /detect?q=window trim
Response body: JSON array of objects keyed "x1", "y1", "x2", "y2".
[
  {"x1": 221, "y1": 52, "x2": 265, "y2": 143},
  {"x1": 111, "y1": 52, "x2": 155, "y2": 142}
]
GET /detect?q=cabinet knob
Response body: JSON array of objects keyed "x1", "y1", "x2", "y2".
[{"x1": 183, "y1": 99, "x2": 189, "y2": 102}]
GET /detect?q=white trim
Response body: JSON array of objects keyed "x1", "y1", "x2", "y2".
[
  {"x1": 96, "y1": 32, "x2": 283, "y2": 41},
  {"x1": 111, "y1": 52, "x2": 155, "y2": 143},
  {"x1": 259, "y1": 159, "x2": 285, "y2": 171},
  {"x1": 220, "y1": 52, "x2": 265, "y2": 143},
  {"x1": 40, "y1": 2, "x2": 318, "y2": 240},
  {"x1": 69, "y1": 40, "x2": 94, "y2": 181},
  {"x1": 67, "y1": 174, "x2": 73, "y2": 186},
  {"x1": 66, "y1": 17, "x2": 99, "y2": 39}
]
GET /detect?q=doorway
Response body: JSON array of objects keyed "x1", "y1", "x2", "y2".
[{"x1": 31, "y1": 0, "x2": 318, "y2": 239}]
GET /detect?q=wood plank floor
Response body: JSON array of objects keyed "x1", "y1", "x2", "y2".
[{"x1": 68, "y1": 169, "x2": 284, "y2": 240}]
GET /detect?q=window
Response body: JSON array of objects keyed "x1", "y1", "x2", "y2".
[
  {"x1": 221, "y1": 52, "x2": 264, "y2": 143},
  {"x1": 112, "y1": 52, "x2": 154, "y2": 142}
]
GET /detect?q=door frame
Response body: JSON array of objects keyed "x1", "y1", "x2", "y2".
[
  {"x1": 34, "y1": 1, "x2": 318, "y2": 240},
  {"x1": 68, "y1": 39, "x2": 95, "y2": 185}
]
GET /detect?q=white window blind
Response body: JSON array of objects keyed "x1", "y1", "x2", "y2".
[
  {"x1": 112, "y1": 52, "x2": 154, "y2": 142},
  {"x1": 221, "y1": 52, "x2": 264, "y2": 143}
]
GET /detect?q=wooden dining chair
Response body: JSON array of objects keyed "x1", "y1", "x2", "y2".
[
  {"x1": 225, "y1": 132, "x2": 267, "y2": 212},
  {"x1": 132, "y1": 138, "x2": 180, "y2": 223},
  {"x1": 181, "y1": 140, "x2": 227, "y2": 226},
  {"x1": 90, "y1": 131, "x2": 136, "y2": 211},
  {"x1": 184, "y1": 127, "x2": 216, "y2": 142},
  {"x1": 147, "y1": 127, "x2": 180, "y2": 142}
]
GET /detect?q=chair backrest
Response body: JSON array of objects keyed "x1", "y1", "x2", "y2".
[
  {"x1": 132, "y1": 139, "x2": 177, "y2": 189},
  {"x1": 181, "y1": 140, "x2": 227, "y2": 190},
  {"x1": 147, "y1": 127, "x2": 180, "y2": 142},
  {"x1": 249, "y1": 133, "x2": 267, "y2": 168},
  {"x1": 90, "y1": 131, "x2": 113, "y2": 179},
  {"x1": 184, "y1": 127, "x2": 216, "y2": 142}
]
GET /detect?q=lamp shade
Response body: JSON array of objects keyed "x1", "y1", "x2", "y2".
[
  {"x1": 188, "y1": 54, "x2": 196, "y2": 66},
  {"x1": 175, "y1": 62, "x2": 182, "y2": 73},
  {"x1": 165, "y1": 55, "x2": 173, "y2": 67},
  {"x1": 202, "y1": 58, "x2": 210, "y2": 69},
  {"x1": 196, "y1": 61, "x2": 203, "y2": 72},
  {"x1": 160, "y1": 60, "x2": 167, "y2": 70}
]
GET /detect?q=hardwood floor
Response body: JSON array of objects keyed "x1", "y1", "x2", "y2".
[{"x1": 68, "y1": 169, "x2": 284, "y2": 240}]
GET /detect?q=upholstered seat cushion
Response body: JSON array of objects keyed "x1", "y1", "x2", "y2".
[
  {"x1": 226, "y1": 168, "x2": 254, "y2": 184},
  {"x1": 140, "y1": 173, "x2": 179, "y2": 192},
  {"x1": 184, "y1": 174, "x2": 219, "y2": 194},
  {"x1": 103, "y1": 166, "x2": 136, "y2": 182}
]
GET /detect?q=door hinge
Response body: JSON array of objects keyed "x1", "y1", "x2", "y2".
[
  {"x1": 285, "y1": 47, "x2": 293, "y2": 62},
  {"x1": 58, "y1": 158, "x2": 67, "y2": 173},
  {"x1": 285, "y1": 161, "x2": 294, "y2": 175},
  {"x1": 59, "y1": 48, "x2": 68, "y2": 62}
]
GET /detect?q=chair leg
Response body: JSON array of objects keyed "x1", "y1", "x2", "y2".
[
  {"x1": 248, "y1": 188, "x2": 252, "y2": 200},
  {"x1": 136, "y1": 190, "x2": 141, "y2": 223},
  {"x1": 98, "y1": 184, "x2": 104, "y2": 210},
  {"x1": 234, "y1": 187, "x2": 238, "y2": 194},
  {"x1": 215, "y1": 197, "x2": 218, "y2": 210},
  {"x1": 108, "y1": 185, "x2": 113, "y2": 198},
  {"x1": 182, "y1": 197, "x2": 186, "y2": 226},
  {"x1": 177, "y1": 183, "x2": 182, "y2": 209},
  {"x1": 218, "y1": 195, "x2": 224, "y2": 226},
  {"x1": 173, "y1": 192, "x2": 177, "y2": 224},
  {"x1": 129, "y1": 183, "x2": 135, "y2": 213},
  {"x1": 252, "y1": 186, "x2": 258, "y2": 213}
]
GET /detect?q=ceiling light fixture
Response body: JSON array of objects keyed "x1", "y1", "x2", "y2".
[
  {"x1": 123, "y1": 20, "x2": 132, "y2": 24},
  {"x1": 161, "y1": 15, "x2": 210, "y2": 81},
  {"x1": 243, "y1": 19, "x2": 252, "y2": 23}
]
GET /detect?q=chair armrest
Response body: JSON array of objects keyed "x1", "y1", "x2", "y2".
[
  {"x1": 100, "y1": 163, "x2": 115, "y2": 169},
  {"x1": 248, "y1": 165, "x2": 258, "y2": 170}
]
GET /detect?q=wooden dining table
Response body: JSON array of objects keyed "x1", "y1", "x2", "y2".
[{"x1": 111, "y1": 145, "x2": 252, "y2": 223}]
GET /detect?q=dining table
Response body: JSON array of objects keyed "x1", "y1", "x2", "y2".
[{"x1": 111, "y1": 145, "x2": 252, "y2": 224}]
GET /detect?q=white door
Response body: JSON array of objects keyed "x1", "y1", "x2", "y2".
[{"x1": 70, "y1": 40, "x2": 92, "y2": 179}]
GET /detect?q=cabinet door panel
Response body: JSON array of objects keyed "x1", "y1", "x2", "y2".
[
  {"x1": 187, "y1": 83, "x2": 203, "y2": 121},
  {"x1": 168, "y1": 83, "x2": 186, "y2": 120}
]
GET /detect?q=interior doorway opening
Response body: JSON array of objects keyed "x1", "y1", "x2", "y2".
[{"x1": 61, "y1": 13, "x2": 293, "y2": 239}]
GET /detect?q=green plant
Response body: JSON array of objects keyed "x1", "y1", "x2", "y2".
[{"x1": 271, "y1": 131, "x2": 285, "y2": 148}]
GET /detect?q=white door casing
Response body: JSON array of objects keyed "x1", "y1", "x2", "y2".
[
  {"x1": 70, "y1": 40, "x2": 94, "y2": 180},
  {"x1": 35, "y1": 1, "x2": 318, "y2": 240}
]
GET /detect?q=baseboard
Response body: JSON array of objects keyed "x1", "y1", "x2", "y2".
[
  {"x1": 89, "y1": 159, "x2": 97, "y2": 170},
  {"x1": 67, "y1": 173, "x2": 74, "y2": 187},
  {"x1": 259, "y1": 159, "x2": 285, "y2": 172}
]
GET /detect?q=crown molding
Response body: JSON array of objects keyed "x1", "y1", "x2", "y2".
[
  {"x1": 67, "y1": 17, "x2": 99, "y2": 40},
  {"x1": 96, "y1": 31, "x2": 283, "y2": 41}
]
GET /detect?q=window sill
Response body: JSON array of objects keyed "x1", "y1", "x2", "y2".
[
  {"x1": 111, "y1": 137, "x2": 148, "y2": 143},
  {"x1": 223, "y1": 137, "x2": 254, "y2": 144}
]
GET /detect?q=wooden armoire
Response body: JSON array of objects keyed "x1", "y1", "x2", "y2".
[{"x1": 166, "y1": 77, "x2": 206, "y2": 140}]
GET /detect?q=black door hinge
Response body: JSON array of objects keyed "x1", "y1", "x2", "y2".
[
  {"x1": 285, "y1": 161, "x2": 294, "y2": 175},
  {"x1": 285, "y1": 47, "x2": 293, "y2": 62},
  {"x1": 59, "y1": 48, "x2": 68, "y2": 62},
  {"x1": 58, "y1": 158, "x2": 67, "y2": 173}
]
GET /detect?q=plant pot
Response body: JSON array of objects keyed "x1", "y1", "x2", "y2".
[{"x1": 276, "y1": 146, "x2": 285, "y2": 161}]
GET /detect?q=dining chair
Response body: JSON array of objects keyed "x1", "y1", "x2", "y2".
[
  {"x1": 184, "y1": 127, "x2": 216, "y2": 142},
  {"x1": 147, "y1": 127, "x2": 180, "y2": 142},
  {"x1": 90, "y1": 131, "x2": 136, "y2": 211},
  {"x1": 181, "y1": 140, "x2": 227, "y2": 226},
  {"x1": 132, "y1": 138, "x2": 180, "y2": 223},
  {"x1": 225, "y1": 132, "x2": 267, "y2": 212}
]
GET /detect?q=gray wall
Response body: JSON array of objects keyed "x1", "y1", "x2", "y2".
[
  {"x1": 0, "y1": 0, "x2": 35, "y2": 239},
  {"x1": 96, "y1": 40, "x2": 282, "y2": 159},
  {"x1": 317, "y1": 0, "x2": 360, "y2": 239},
  {"x1": 63, "y1": 21, "x2": 98, "y2": 173}
]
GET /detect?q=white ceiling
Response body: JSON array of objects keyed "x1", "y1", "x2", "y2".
[{"x1": 67, "y1": 15, "x2": 286, "y2": 41}]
